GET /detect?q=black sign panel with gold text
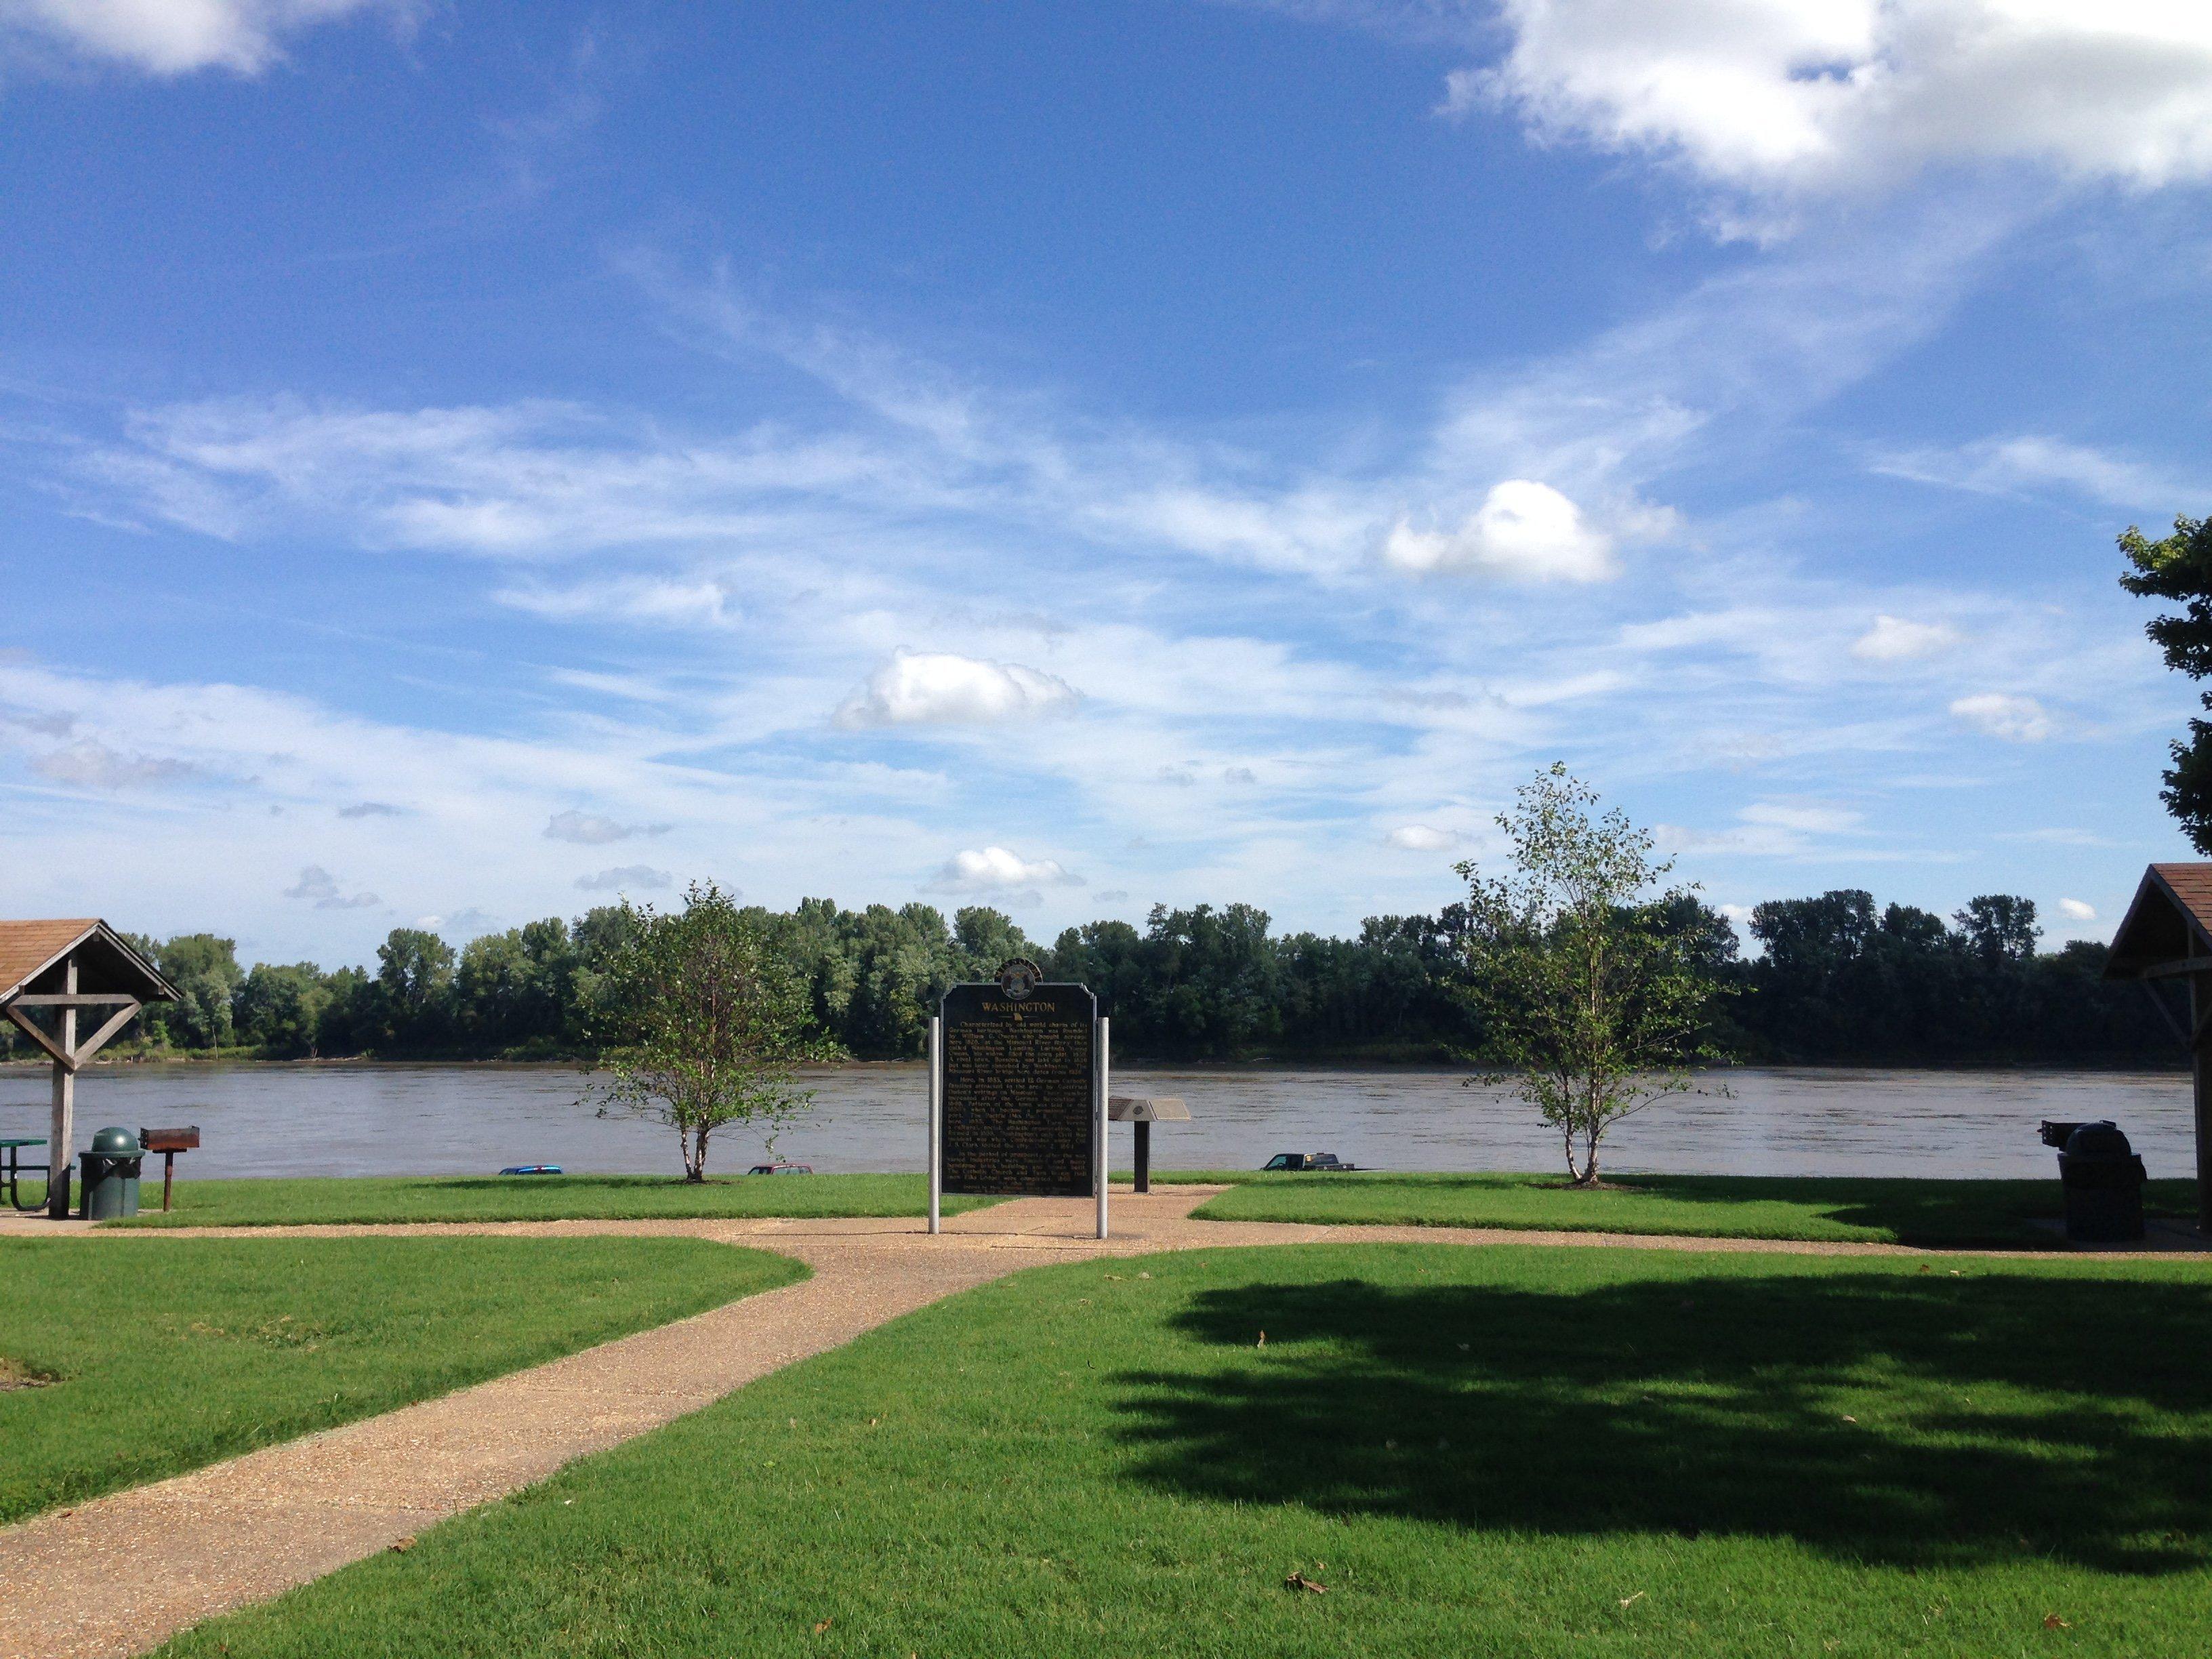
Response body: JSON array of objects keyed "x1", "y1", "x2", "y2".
[{"x1": 939, "y1": 980, "x2": 1097, "y2": 1197}]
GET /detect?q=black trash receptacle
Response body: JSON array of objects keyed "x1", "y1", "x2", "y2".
[
  {"x1": 2056, "y1": 1120, "x2": 2146, "y2": 1244},
  {"x1": 78, "y1": 1126, "x2": 145, "y2": 1221}
]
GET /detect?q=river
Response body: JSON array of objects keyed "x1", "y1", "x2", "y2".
[{"x1": 0, "y1": 1063, "x2": 2194, "y2": 1182}]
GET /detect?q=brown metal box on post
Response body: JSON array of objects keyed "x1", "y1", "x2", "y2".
[{"x1": 140, "y1": 1125, "x2": 200, "y2": 1212}]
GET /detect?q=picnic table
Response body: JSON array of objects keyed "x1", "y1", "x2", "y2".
[{"x1": 1, "y1": 1136, "x2": 48, "y2": 1212}]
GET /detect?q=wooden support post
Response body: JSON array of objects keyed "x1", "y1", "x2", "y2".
[
  {"x1": 2195, "y1": 977, "x2": 2212, "y2": 1237},
  {"x1": 162, "y1": 1150, "x2": 176, "y2": 1213},
  {"x1": 46, "y1": 956, "x2": 75, "y2": 1219}
]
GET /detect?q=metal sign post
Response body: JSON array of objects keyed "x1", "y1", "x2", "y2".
[
  {"x1": 927, "y1": 1015, "x2": 943, "y2": 1235},
  {"x1": 1094, "y1": 1015, "x2": 1109, "y2": 1240}
]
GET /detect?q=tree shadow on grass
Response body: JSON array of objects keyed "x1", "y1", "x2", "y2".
[
  {"x1": 1111, "y1": 1271, "x2": 2212, "y2": 1572},
  {"x1": 1601, "y1": 1174, "x2": 2200, "y2": 1244}
]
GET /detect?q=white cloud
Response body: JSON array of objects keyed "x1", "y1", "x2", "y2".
[
  {"x1": 1851, "y1": 615, "x2": 1960, "y2": 661},
  {"x1": 496, "y1": 576, "x2": 738, "y2": 629},
  {"x1": 2, "y1": 0, "x2": 412, "y2": 77},
  {"x1": 1456, "y1": 2, "x2": 2212, "y2": 203},
  {"x1": 28, "y1": 737, "x2": 196, "y2": 789},
  {"x1": 544, "y1": 809, "x2": 672, "y2": 844},
  {"x1": 1950, "y1": 691, "x2": 2052, "y2": 742},
  {"x1": 2057, "y1": 897, "x2": 2097, "y2": 922},
  {"x1": 1740, "y1": 800, "x2": 1863, "y2": 834},
  {"x1": 417, "y1": 907, "x2": 495, "y2": 937},
  {"x1": 575, "y1": 865, "x2": 672, "y2": 892},
  {"x1": 927, "y1": 846, "x2": 1083, "y2": 894},
  {"x1": 283, "y1": 864, "x2": 379, "y2": 910},
  {"x1": 1385, "y1": 823, "x2": 1462, "y2": 852},
  {"x1": 1660, "y1": 798, "x2": 1866, "y2": 857},
  {"x1": 1874, "y1": 433, "x2": 2203, "y2": 507},
  {"x1": 836, "y1": 651, "x2": 1080, "y2": 727},
  {"x1": 1382, "y1": 480, "x2": 1615, "y2": 582}
]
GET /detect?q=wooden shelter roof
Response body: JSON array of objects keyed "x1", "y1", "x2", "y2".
[
  {"x1": 2104, "y1": 865, "x2": 2212, "y2": 979},
  {"x1": 0, "y1": 919, "x2": 176, "y2": 1004}
]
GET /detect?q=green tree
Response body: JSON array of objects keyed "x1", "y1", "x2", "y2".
[
  {"x1": 375, "y1": 928, "x2": 457, "y2": 1052},
  {"x1": 587, "y1": 883, "x2": 828, "y2": 1181},
  {"x1": 951, "y1": 906, "x2": 1033, "y2": 980},
  {"x1": 1455, "y1": 764, "x2": 1729, "y2": 1187},
  {"x1": 155, "y1": 934, "x2": 243, "y2": 1050},
  {"x1": 1954, "y1": 894, "x2": 2039, "y2": 965},
  {"x1": 2120, "y1": 514, "x2": 2212, "y2": 848},
  {"x1": 234, "y1": 962, "x2": 331, "y2": 1056}
]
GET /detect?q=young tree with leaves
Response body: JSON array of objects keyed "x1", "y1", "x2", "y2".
[
  {"x1": 1455, "y1": 764, "x2": 1728, "y2": 1187},
  {"x1": 587, "y1": 882, "x2": 829, "y2": 1181},
  {"x1": 2120, "y1": 514, "x2": 2212, "y2": 849}
]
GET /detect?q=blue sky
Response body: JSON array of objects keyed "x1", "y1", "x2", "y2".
[{"x1": 4, "y1": 1, "x2": 2211, "y2": 966}]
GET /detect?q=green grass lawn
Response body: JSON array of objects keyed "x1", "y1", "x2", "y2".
[
  {"x1": 157, "y1": 1242, "x2": 2212, "y2": 1658},
  {"x1": 0, "y1": 1235, "x2": 802, "y2": 1524},
  {"x1": 1166, "y1": 1168, "x2": 2200, "y2": 1247},
  {"x1": 101, "y1": 1172, "x2": 1000, "y2": 1227}
]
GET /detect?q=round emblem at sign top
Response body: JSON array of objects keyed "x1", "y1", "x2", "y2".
[{"x1": 996, "y1": 957, "x2": 1042, "y2": 1000}]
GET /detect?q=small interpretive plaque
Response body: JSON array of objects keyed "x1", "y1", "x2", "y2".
[{"x1": 939, "y1": 967, "x2": 1097, "y2": 1198}]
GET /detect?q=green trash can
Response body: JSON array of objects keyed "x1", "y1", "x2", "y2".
[{"x1": 79, "y1": 1126, "x2": 144, "y2": 1221}]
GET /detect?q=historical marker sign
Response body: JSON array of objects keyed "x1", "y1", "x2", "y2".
[{"x1": 939, "y1": 962, "x2": 1097, "y2": 1197}]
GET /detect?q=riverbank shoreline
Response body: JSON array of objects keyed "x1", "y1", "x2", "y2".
[{"x1": 2, "y1": 1052, "x2": 2191, "y2": 1075}]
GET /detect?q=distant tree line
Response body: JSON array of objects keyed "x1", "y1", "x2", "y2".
[{"x1": 0, "y1": 888, "x2": 2175, "y2": 1068}]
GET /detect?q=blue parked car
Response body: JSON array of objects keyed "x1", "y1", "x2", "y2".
[{"x1": 499, "y1": 1164, "x2": 564, "y2": 1175}]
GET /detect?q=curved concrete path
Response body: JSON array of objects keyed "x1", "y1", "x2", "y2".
[{"x1": 0, "y1": 1187, "x2": 2180, "y2": 1659}]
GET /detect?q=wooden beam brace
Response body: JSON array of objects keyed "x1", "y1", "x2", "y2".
[
  {"x1": 4, "y1": 1004, "x2": 73, "y2": 1070},
  {"x1": 70, "y1": 1000, "x2": 143, "y2": 1066},
  {"x1": 7, "y1": 992, "x2": 144, "y2": 1008},
  {"x1": 2143, "y1": 979, "x2": 2192, "y2": 1048},
  {"x1": 2133, "y1": 958, "x2": 2212, "y2": 981}
]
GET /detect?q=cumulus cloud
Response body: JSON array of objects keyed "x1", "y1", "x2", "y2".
[
  {"x1": 1452, "y1": 1, "x2": 2212, "y2": 203},
  {"x1": 1382, "y1": 480, "x2": 1615, "y2": 581},
  {"x1": 337, "y1": 800, "x2": 401, "y2": 817},
  {"x1": 28, "y1": 738, "x2": 196, "y2": 789},
  {"x1": 1851, "y1": 615, "x2": 1960, "y2": 662},
  {"x1": 544, "y1": 809, "x2": 671, "y2": 844},
  {"x1": 283, "y1": 864, "x2": 379, "y2": 909},
  {"x1": 3, "y1": 0, "x2": 413, "y2": 77},
  {"x1": 1385, "y1": 823, "x2": 1462, "y2": 852},
  {"x1": 2057, "y1": 897, "x2": 2097, "y2": 922},
  {"x1": 1096, "y1": 888, "x2": 1131, "y2": 903},
  {"x1": 836, "y1": 651, "x2": 1080, "y2": 727},
  {"x1": 927, "y1": 846, "x2": 1083, "y2": 895},
  {"x1": 1950, "y1": 691, "x2": 2052, "y2": 742},
  {"x1": 575, "y1": 865, "x2": 672, "y2": 892}
]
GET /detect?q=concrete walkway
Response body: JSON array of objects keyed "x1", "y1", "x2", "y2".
[{"x1": 0, "y1": 1187, "x2": 2191, "y2": 1659}]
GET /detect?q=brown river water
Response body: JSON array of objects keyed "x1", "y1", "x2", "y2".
[{"x1": 0, "y1": 1063, "x2": 2194, "y2": 1182}]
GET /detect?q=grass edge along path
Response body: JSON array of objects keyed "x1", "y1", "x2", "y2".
[
  {"x1": 0, "y1": 1234, "x2": 805, "y2": 1525},
  {"x1": 1166, "y1": 1168, "x2": 2200, "y2": 1248},
  {"x1": 152, "y1": 1240, "x2": 2212, "y2": 1659},
  {"x1": 102, "y1": 1172, "x2": 1001, "y2": 1228}
]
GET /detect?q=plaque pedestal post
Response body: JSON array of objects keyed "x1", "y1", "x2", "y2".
[
  {"x1": 1094, "y1": 1015, "x2": 1109, "y2": 1241},
  {"x1": 927, "y1": 1015, "x2": 943, "y2": 1236}
]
